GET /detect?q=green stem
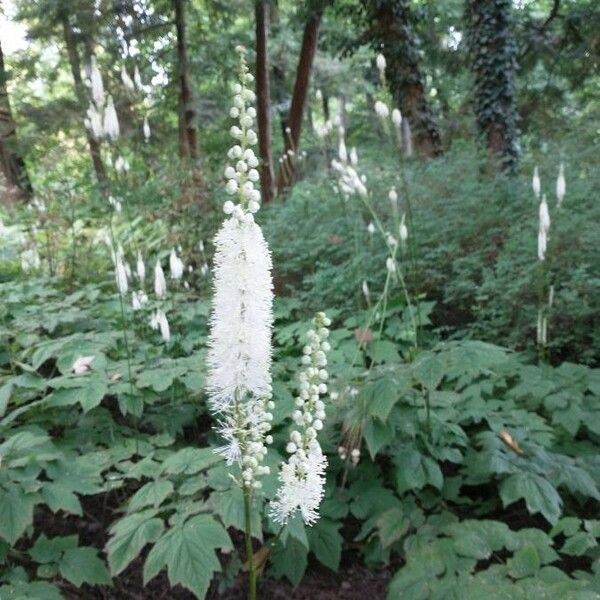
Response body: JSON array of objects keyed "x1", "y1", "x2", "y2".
[{"x1": 243, "y1": 487, "x2": 257, "y2": 600}]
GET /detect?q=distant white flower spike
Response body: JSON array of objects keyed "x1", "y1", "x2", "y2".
[
  {"x1": 154, "y1": 260, "x2": 167, "y2": 298},
  {"x1": 532, "y1": 166, "x2": 541, "y2": 198},
  {"x1": 136, "y1": 252, "x2": 145, "y2": 282},
  {"x1": 103, "y1": 95, "x2": 120, "y2": 141},
  {"x1": 89, "y1": 56, "x2": 105, "y2": 106},
  {"x1": 376, "y1": 53, "x2": 386, "y2": 74},
  {"x1": 143, "y1": 116, "x2": 151, "y2": 142},
  {"x1": 556, "y1": 163, "x2": 565, "y2": 207},
  {"x1": 374, "y1": 100, "x2": 390, "y2": 119},
  {"x1": 121, "y1": 66, "x2": 135, "y2": 92},
  {"x1": 169, "y1": 248, "x2": 184, "y2": 280}
]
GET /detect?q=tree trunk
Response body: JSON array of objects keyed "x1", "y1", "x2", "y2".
[
  {"x1": 0, "y1": 40, "x2": 32, "y2": 198},
  {"x1": 255, "y1": 0, "x2": 275, "y2": 204},
  {"x1": 466, "y1": 0, "x2": 519, "y2": 171},
  {"x1": 174, "y1": 0, "x2": 199, "y2": 162},
  {"x1": 60, "y1": 12, "x2": 107, "y2": 190},
  {"x1": 364, "y1": 0, "x2": 443, "y2": 158},
  {"x1": 276, "y1": 12, "x2": 321, "y2": 193}
]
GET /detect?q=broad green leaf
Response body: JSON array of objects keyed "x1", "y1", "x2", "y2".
[
  {"x1": 161, "y1": 447, "x2": 222, "y2": 475},
  {"x1": 269, "y1": 537, "x2": 308, "y2": 587},
  {"x1": 0, "y1": 485, "x2": 36, "y2": 544},
  {"x1": 307, "y1": 519, "x2": 343, "y2": 571},
  {"x1": 363, "y1": 417, "x2": 394, "y2": 459},
  {"x1": 41, "y1": 483, "x2": 83, "y2": 516},
  {"x1": 128, "y1": 480, "x2": 174, "y2": 512},
  {"x1": 500, "y1": 472, "x2": 562, "y2": 525},
  {"x1": 376, "y1": 507, "x2": 409, "y2": 549},
  {"x1": 413, "y1": 353, "x2": 444, "y2": 390},
  {"x1": 507, "y1": 543, "x2": 541, "y2": 579},
  {"x1": 143, "y1": 515, "x2": 231, "y2": 599},
  {"x1": 59, "y1": 547, "x2": 112, "y2": 587},
  {"x1": 29, "y1": 535, "x2": 78, "y2": 563},
  {"x1": 107, "y1": 510, "x2": 165, "y2": 575}
]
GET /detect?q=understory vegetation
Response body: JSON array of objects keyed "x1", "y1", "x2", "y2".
[{"x1": 1, "y1": 1, "x2": 600, "y2": 599}]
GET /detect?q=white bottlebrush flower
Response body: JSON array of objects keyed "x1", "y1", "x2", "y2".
[
  {"x1": 376, "y1": 53, "x2": 386, "y2": 74},
  {"x1": 532, "y1": 166, "x2": 541, "y2": 198},
  {"x1": 121, "y1": 65, "x2": 135, "y2": 92},
  {"x1": 270, "y1": 312, "x2": 331, "y2": 525},
  {"x1": 389, "y1": 187, "x2": 398, "y2": 205},
  {"x1": 399, "y1": 214, "x2": 408, "y2": 242},
  {"x1": 143, "y1": 115, "x2": 151, "y2": 142},
  {"x1": 20, "y1": 247, "x2": 41, "y2": 272},
  {"x1": 386, "y1": 257, "x2": 396, "y2": 273},
  {"x1": 207, "y1": 46, "x2": 275, "y2": 492},
  {"x1": 154, "y1": 260, "x2": 167, "y2": 298},
  {"x1": 367, "y1": 222, "x2": 375, "y2": 236},
  {"x1": 89, "y1": 56, "x2": 104, "y2": 106},
  {"x1": 338, "y1": 138, "x2": 348, "y2": 163},
  {"x1": 115, "y1": 254, "x2": 129, "y2": 294},
  {"x1": 131, "y1": 290, "x2": 148, "y2": 311},
  {"x1": 362, "y1": 280, "x2": 370, "y2": 303},
  {"x1": 349, "y1": 147, "x2": 358, "y2": 166},
  {"x1": 391, "y1": 108, "x2": 402, "y2": 128},
  {"x1": 103, "y1": 95, "x2": 120, "y2": 141},
  {"x1": 133, "y1": 65, "x2": 143, "y2": 90},
  {"x1": 207, "y1": 217, "x2": 273, "y2": 410},
  {"x1": 374, "y1": 100, "x2": 390, "y2": 119},
  {"x1": 556, "y1": 163, "x2": 565, "y2": 207},
  {"x1": 72, "y1": 355, "x2": 95, "y2": 375},
  {"x1": 85, "y1": 103, "x2": 103, "y2": 138},
  {"x1": 169, "y1": 248, "x2": 184, "y2": 280},
  {"x1": 157, "y1": 310, "x2": 170, "y2": 341},
  {"x1": 136, "y1": 252, "x2": 145, "y2": 282},
  {"x1": 539, "y1": 194, "x2": 550, "y2": 233}
]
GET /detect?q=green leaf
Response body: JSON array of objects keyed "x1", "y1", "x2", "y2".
[
  {"x1": 0, "y1": 382, "x2": 13, "y2": 417},
  {"x1": 368, "y1": 340, "x2": 400, "y2": 364},
  {"x1": 143, "y1": 515, "x2": 231, "y2": 599},
  {"x1": 507, "y1": 543, "x2": 541, "y2": 579},
  {"x1": 41, "y1": 483, "x2": 83, "y2": 516},
  {"x1": 128, "y1": 480, "x2": 174, "y2": 512},
  {"x1": 212, "y1": 487, "x2": 262, "y2": 539},
  {"x1": 500, "y1": 472, "x2": 562, "y2": 525},
  {"x1": 560, "y1": 532, "x2": 597, "y2": 556},
  {"x1": 0, "y1": 485, "x2": 36, "y2": 544},
  {"x1": 281, "y1": 513, "x2": 309, "y2": 550},
  {"x1": 107, "y1": 510, "x2": 165, "y2": 575},
  {"x1": 363, "y1": 417, "x2": 394, "y2": 459},
  {"x1": 269, "y1": 537, "x2": 308, "y2": 587},
  {"x1": 162, "y1": 447, "x2": 222, "y2": 475},
  {"x1": 413, "y1": 353, "x2": 444, "y2": 390},
  {"x1": 376, "y1": 507, "x2": 409, "y2": 549},
  {"x1": 307, "y1": 519, "x2": 342, "y2": 572},
  {"x1": 59, "y1": 547, "x2": 112, "y2": 587},
  {"x1": 394, "y1": 449, "x2": 443, "y2": 494},
  {"x1": 365, "y1": 377, "x2": 398, "y2": 423},
  {"x1": 29, "y1": 535, "x2": 78, "y2": 564}
]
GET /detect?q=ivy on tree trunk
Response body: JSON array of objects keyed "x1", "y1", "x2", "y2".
[
  {"x1": 0, "y1": 40, "x2": 32, "y2": 198},
  {"x1": 466, "y1": 0, "x2": 519, "y2": 172}
]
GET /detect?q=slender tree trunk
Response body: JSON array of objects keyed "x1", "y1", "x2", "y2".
[
  {"x1": 276, "y1": 12, "x2": 321, "y2": 193},
  {"x1": 255, "y1": 0, "x2": 275, "y2": 203},
  {"x1": 0, "y1": 41, "x2": 32, "y2": 198},
  {"x1": 364, "y1": 0, "x2": 442, "y2": 158},
  {"x1": 60, "y1": 12, "x2": 107, "y2": 190},
  {"x1": 174, "y1": 0, "x2": 199, "y2": 162},
  {"x1": 466, "y1": 0, "x2": 519, "y2": 171}
]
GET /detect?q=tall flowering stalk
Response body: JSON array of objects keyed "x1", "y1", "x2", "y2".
[
  {"x1": 206, "y1": 46, "x2": 274, "y2": 600},
  {"x1": 271, "y1": 313, "x2": 331, "y2": 525}
]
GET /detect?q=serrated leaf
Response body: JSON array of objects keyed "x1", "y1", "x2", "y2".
[
  {"x1": 128, "y1": 480, "x2": 174, "y2": 512},
  {"x1": 500, "y1": 472, "x2": 562, "y2": 525},
  {"x1": 143, "y1": 515, "x2": 231, "y2": 599},
  {"x1": 41, "y1": 483, "x2": 82, "y2": 516},
  {"x1": 507, "y1": 543, "x2": 540, "y2": 579},
  {"x1": 363, "y1": 417, "x2": 394, "y2": 459},
  {"x1": 29, "y1": 535, "x2": 78, "y2": 564},
  {"x1": 107, "y1": 510, "x2": 165, "y2": 575},
  {"x1": 59, "y1": 547, "x2": 111, "y2": 587},
  {"x1": 0, "y1": 485, "x2": 35, "y2": 544},
  {"x1": 269, "y1": 537, "x2": 308, "y2": 587},
  {"x1": 161, "y1": 447, "x2": 221, "y2": 475},
  {"x1": 376, "y1": 507, "x2": 409, "y2": 549},
  {"x1": 307, "y1": 519, "x2": 342, "y2": 571}
]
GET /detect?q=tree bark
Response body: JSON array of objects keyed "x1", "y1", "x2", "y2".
[
  {"x1": 364, "y1": 0, "x2": 443, "y2": 158},
  {"x1": 0, "y1": 40, "x2": 32, "y2": 198},
  {"x1": 466, "y1": 0, "x2": 519, "y2": 171},
  {"x1": 174, "y1": 0, "x2": 199, "y2": 162},
  {"x1": 276, "y1": 12, "x2": 321, "y2": 193},
  {"x1": 255, "y1": 0, "x2": 275, "y2": 204},
  {"x1": 60, "y1": 12, "x2": 108, "y2": 190}
]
